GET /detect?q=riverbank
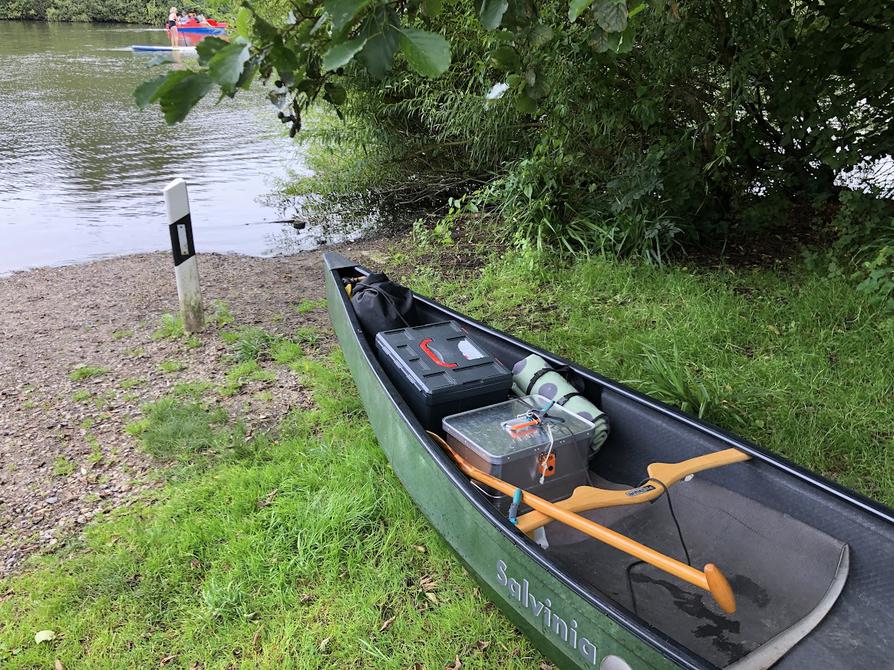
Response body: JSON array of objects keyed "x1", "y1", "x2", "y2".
[
  {"x1": 2, "y1": 2, "x2": 169, "y2": 23},
  {"x1": 1, "y1": 244, "x2": 546, "y2": 670},
  {"x1": 0, "y1": 247, "x2": 392, "y2": 576},
  {"x1": 1, "y1": 240, "x2": 891, "y2": 669}
]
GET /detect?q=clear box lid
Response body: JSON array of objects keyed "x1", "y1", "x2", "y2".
[{"x1": 442, "y1": 395, "x2": 596, "y2": 464}]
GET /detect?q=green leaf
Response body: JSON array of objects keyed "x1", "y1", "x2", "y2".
[
  {"x1": 269, "y1": 43, "x2": 300, "y2": 75},
  {"x1": 235, "y1": 6, "x2": 252, "y2": 38},
  {"x1": 616, "y1": 22, "x2": 635, "y2": 53},
  {"x1": 628, "y1": 1, "x2": 646, "y2": 18},
  {"x1": 359, "y1": 24, "x2": 400, "y2": 78},
  {"x1": 528, "y1": 23, "x2": 554, "y2": 49},
  {"x1": 134, "y1": 74, "x2": 167, "y2": 109},
  {"x1": 323, "y1": 82, "x2": 347, "y2": 105},
  {"x1": 515, "y1": 93, "x2": 537, "y2": 114},
  {"x1": 588, "y1": 25, "x2": 621, "y2": 52},
  {"x1": 526, "y1": 75, "x2": 548, "y2": 99},
  {"x1": 325, "y1": 0, "x2": 370, "y2": 31},
  {"x1": 208, "y1": 41, "x2": 251, "y2": 92},
  {"x1": 196, "y1": 36, "x2": 229, "y2": 66},
  {"x1": 422, "y1": 0, "x2": 443, "y2": 17},
  {"x1": 478, "y1": 0, "x2": 509, "y2": 30},
  {"x1": 250, "y1": 12, "x2": 279, "y2": 42},
  {"x1": 236, "y1": 62, "x2": 257, "y2": 90},
  {"x1": 593, "y1": 0, "x2": 627, "y2": 32},
  {"x1": 158, "y1": 72, "x2": 214, "y2": 124},
  {"x1": 491, "y1": 44, "x2": 521, "y2": 70},
  {"x1": 399, "y1": 28, "x2": 451, "y2": 77},
  {"x1": 568, "y1": 0, "x2": 594, "y2": 22},
  {"x1": 322, "y1": 36, "x2": 368, "y2": 71}
]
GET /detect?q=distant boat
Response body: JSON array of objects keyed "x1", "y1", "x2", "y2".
[{"x1": 169, "y1": 19, "x2": 227, "y2": 35}]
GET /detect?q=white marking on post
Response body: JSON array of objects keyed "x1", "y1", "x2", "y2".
[
  {"x1": 176, "y1": 223, "x2": 189, "y2": 256},
  {"x1": 163, "y1": 178, "x2": 204, "y2": 333}
]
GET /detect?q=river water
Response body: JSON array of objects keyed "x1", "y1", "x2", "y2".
[{"x1": 0, "y1": 21, "x2": 318, "y2": 275}]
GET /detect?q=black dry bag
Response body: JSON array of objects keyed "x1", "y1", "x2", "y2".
[{"x1": 350, "y1": 272, "x2": 416, "y2": 334}]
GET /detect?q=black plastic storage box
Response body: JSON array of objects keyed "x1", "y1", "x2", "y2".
[{"x1": 375, "y1": 321, "x2": 512, "y2": 431}]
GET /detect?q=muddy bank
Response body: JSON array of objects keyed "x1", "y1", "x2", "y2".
[{"x1": 0, "y1": 244, "x2": 390, "y2": 576}]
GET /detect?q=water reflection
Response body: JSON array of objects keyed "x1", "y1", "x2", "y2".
[{"x1": 0, "y1": 22, "x2": 319, "y2": 275}]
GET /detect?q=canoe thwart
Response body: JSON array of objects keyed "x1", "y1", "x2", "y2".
[
  {"x1": 515, "y1": 448, "x2": 751, "y2": 533},
  {"x1": 427, "y1": 431, "x2": 738, "y2": 614}
]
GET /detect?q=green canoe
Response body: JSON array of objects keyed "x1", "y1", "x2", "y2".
[{"x1": 324, "y1": 252, "x2": 894, "y2": 670}]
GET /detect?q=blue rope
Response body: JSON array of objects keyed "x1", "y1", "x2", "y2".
[{"x1": 508, "y1": 488, "x2": 523, "y2": 525}]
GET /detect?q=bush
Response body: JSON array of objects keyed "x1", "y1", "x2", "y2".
[
  {"x1": 817, "y1": 191, "x2": 894, "y2": 310},
  {"x1": 2, "y1": 0, "x2": 226, "y2": 23},
  {"x1": 272, "y1": 0, "x2": 893, "y2": 260},
  {"x1": 138, "y1": 0, "x2": 894, "y2": 266}
]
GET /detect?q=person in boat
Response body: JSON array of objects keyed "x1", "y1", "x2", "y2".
[{"x1": 166, "y1": 6, "x2": 178, "y2": 29}]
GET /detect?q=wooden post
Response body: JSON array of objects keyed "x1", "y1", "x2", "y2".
[{"x1": 163, "y1": 178, "x2": 204, "y2": 333}]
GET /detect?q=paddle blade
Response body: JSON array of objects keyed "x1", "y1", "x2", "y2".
[{"x1": 705, "y1": 563, "x2": 736, "y2": 614}]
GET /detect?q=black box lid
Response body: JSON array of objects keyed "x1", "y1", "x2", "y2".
[{"x1": 375, "y1": 321, "x2": 512, "y2": 402}]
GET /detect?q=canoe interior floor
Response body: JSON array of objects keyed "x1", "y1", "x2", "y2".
[{"x1": 544, "y1": 475, "x2": 847, "y2": 669}]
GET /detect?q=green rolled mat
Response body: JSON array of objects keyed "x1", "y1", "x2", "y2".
[{"x1": 511, "y1": 353, "x2": 610, "y2": 454}]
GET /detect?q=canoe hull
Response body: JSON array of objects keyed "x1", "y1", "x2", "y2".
[{"x1": 325, "y1": 258, "x2": 683, "y2": 669}]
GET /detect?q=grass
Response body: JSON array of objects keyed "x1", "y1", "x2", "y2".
[
  {"x1": 71, "y1": 390, "x2": 92, "y2": 403},
  {"x1": 173, "y1": 380, "x2": 215, "y2": 400},
  {"x1": 227, "y1": 327, "x2": 276, "y2": 363},
  {"x1": 2, "y1": 246, "x2": 892, "y2": 669},
  {"x1": 119, "y1": 378, "x2": 144, "y2": 390},
  {"x1": 69, "y1": 365, "x2": 108, "y2": 382},
  {"x1": 294, "y1": 326, "x2": 321, "y2": 348},
  {"x1": 125, "y1": 397, "x2": 240, "y2": 464},
  {"x1": 295, "y1": 298, "x2": 327, "y2": 314},
  {"x1": 211, "y1": 300, "x2": 234, "y2": 327},
  {"x1": 0, "y1": 354, "x2": 542, "y2": 669},
  {"x1": 152, "y1": 314, "x2": 185, "y2": 340},
  {"x1": 52, "y1": 457, "x2": 76, "y2": 477},
  {"x1": 270, "y1": 339, "x2": 304, "y2": 365},
  {"x1": 219, "y1": 361, "x2": 276, "y2": 397},
  {"x1": 158, "y1": 360, "x2": 186, "y2": 374}
]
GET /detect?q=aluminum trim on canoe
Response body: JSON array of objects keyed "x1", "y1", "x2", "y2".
[{"x1": 324, "y1": 252, "x2": 712, "y2": 670}]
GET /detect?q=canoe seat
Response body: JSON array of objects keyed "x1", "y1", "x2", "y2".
[{"x1": 545, "y1": 475, "x2": 849, "y2": 669}]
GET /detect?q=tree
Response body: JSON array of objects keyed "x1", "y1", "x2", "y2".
[{"x1": 138, "y1": 1, "x2": 894, "y2": 260}]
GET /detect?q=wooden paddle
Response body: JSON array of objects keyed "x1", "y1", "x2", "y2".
[
  {"x1": 515, "y1": 448, "x2": 751, "y2": 533},
  {"x1": 427, "y1": 431, "x2": 738, "y2": 614}
]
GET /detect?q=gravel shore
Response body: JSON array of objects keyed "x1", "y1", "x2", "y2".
[{"x1": 0, "y1": 245, "x2": 387, "y2": 575}]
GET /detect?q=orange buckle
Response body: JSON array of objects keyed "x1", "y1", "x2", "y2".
[{"x1": 537, "y1": 453, "x2": 556, "y2": 477}]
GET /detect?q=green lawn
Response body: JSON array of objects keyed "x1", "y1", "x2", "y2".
[{"x1": 2, "y1": 247, "x2": 892, "y2": 669}]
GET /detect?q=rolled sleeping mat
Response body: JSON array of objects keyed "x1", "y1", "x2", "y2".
[{"x1": 511, "y1": 353, "x2": 609, "y2": 454}]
